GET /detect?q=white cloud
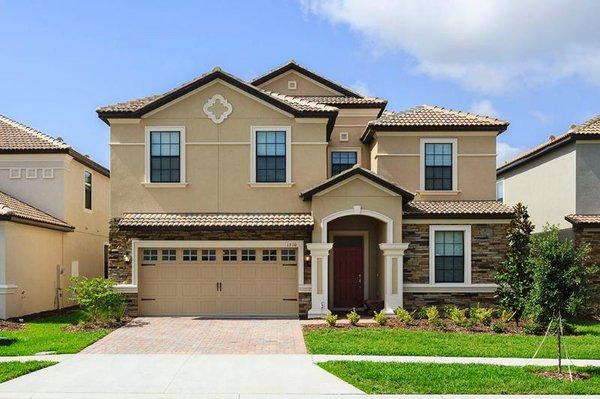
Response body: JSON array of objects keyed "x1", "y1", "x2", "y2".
[
  {"x1": 497, "y1": 142, "x2": 523, "y2": 165},
  {"x1": 302, "y1": 0, "x2": 600, "y2": 94},
  {"x1": 469, "y1": 100, "x2": 499, "y2": 118},
  {"x1": 530, "y1": 110, "x2": 553, "y2": 125},
  {"x1": 350, "y1": 81, "x2": 372, "y2": 96}
]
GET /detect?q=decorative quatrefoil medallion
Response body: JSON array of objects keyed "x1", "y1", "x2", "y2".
[{"x1": 203, "y1": 94, "x2": 233, "y2": 124}]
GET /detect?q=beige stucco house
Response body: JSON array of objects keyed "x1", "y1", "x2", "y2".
[
  {"x1": 0, "y1": 115, "x2": 110, "y2": 318},
  {"x1": 98, "y1": 61, "x2": 513, "y2": 318}
]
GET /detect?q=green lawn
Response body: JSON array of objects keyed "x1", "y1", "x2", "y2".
[
  {"x1": 0, "y1": 361, "x2": 56, "y2": 383},
  {"x1": 319, "y1": 361, "x2": 600, "y2": 395},
  {"x1": 0, "y1": 310, "x2": 110, "y2": 356},
  {"x1": 304, "y1": 320, "x2": 600, "y2": 359}
]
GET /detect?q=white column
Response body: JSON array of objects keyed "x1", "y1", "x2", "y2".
[
  {"x1": 379, "y1": 243, "x2": 409, "y2": 315},
  {"x1": 307, "y1": 243, "x2": 333, "y2": 318}
]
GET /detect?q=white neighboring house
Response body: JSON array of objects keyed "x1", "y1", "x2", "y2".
[{"x1": 0, "y1": 115, "x2": 110, "y2": 318}]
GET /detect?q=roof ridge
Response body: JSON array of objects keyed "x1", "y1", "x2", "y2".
[
  {"x1": 0, "y1": 114, "x2": 69, "y2": 149},
  {"x1": 419, "y1": 104, "x2": 508, "y2": 124}
]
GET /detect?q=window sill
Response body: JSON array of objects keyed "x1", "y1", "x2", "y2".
[
  {"x1": 112, "y1": 284, "x2": 138, "y2": 294},
  {"x1": 142, "y1": 182, "x2": 188, "y2": 188},
  {"x1": 248, "y1": 182, "x2": 295, "y2": 188},
  {"x1": 404, "y1": 283, "x2": 496, "y2": 293},
  {"x1": 416, "y1": 190, "x2": 461, "y2": 196}
]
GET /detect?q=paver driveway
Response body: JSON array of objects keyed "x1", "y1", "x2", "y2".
[{"x1": 83, "y1": 317, "x2": 307, "y2": 354}]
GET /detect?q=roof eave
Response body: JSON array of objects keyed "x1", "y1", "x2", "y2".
[
  {"x1": 361, "y1": 124, "x2": 508, "y2": 144},
  {"x1": 6, "y1": 215, "x2": 74, "y2": 232},
  {"x1": 404, "y1": 212, "x2": 514, "y2": 220}
]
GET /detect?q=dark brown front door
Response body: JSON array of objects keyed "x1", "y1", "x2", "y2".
[{"x1": 333, "y1": 236, "x2": 364, "y2": 309}]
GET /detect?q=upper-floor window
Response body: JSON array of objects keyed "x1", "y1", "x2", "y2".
[
  {"x1": 84, "y1": 171, "x2": 92, "y2": 210},
  {"x1": 331, "y1": 151, "x2": 357, "y2": 176},
  {"x1": 496, "y1": 180, "x2": 504, "y2": 202},
  {"x1": 256, "y1": 131, "x2": 286, "y2": 182},
  {"x1": 150, "y1": 131, "x2": 180, "y2": 183},
  {"x1": 425, "y1": 143, "x2": 452, "y2": 190}
]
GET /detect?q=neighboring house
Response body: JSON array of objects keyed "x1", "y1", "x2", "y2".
[
  {"x1": 497, "y1": 115, "x2": 600, "y2": 302},
  {"x1": 0, "y1": 115, "x2": 110, "y2": 318},
  {"x1": 98, "y1": 61, "x2": 513, "y2": 318}
]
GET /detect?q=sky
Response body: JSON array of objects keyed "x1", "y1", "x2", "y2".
[{"x1": 1, "y1": 0, "x2": 599, "y2": 168}]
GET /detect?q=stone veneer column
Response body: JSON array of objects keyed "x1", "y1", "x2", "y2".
[
  {"x1": 380, "y1": 243, "x2": 410, "y2": 314},
  {"x1": 307, "y1": 243, "x2": 333, "y2": 318}
]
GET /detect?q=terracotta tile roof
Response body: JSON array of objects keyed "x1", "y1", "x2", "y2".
[
  {"x1": 118, "y1": 213, "x2": 314, "y2": 229},
  {"x1": 97, "y1": 68, "x2": 338, "y2": 115},
  {"x1": 0, "y1": 115, "x2": 109, "y2": 177},
  {"x1": 251, "y1": 60, "x2": 361, "y2": 97},
  {"x1": 293, "y1": 96, "x2": 387, "y2": 108},
  {"x1": 0, "y1": 191, "x2": 73, "y2": 230},
  {"x1": 300, "y1": 165, "x2": 414, "y2": 203},
  {"x1": 497, "y1": 114, "x2": 600, "y2": 176},
  {"x1": 565, "y1": 214, "x2": 600, "y2": 226},
  {"x1": 404, "y1": 201, "x2": 514, "y2": 218},
  {"x1": 0, "y1": 115, "x2": 69, "y2": 151}
]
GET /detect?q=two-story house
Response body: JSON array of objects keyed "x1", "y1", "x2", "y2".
[
  {"x1": 497, "y1": 115, "x2": 600, "y2": 307},
  {"x1": 0, "y1": 115, "x2": 110, "y2": 318},
  {"x1": 98, "y1": 61, "x2": 513, "y2": 318}
]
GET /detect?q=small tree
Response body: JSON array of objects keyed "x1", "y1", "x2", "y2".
[
  {"x1": 68, "y1": 277, "x2": 125, "y2": 324},
  {"x1": 528, "y1": 225, "x2": 597, "y2": 372},
  {"x1": 495, "y1": 203, "x2": 534, "y2": 325}
]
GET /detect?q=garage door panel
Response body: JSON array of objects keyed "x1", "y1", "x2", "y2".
[
  {"x1": 140, "y1": 266, "x2": 161, "y2": 282},
  {"x1": 160, "y1": 267, "x2": 179, "y2": 281},
  {"x1": 281, "y1": 266, "x2": 297, "y2": 279},
  {"x1": 221, "y1": 265, "x2": 242, "y2": 280},
  {"x1": 239, "y1": 283, "x2": 259, "y2": 296},
  {"x1": 180, "y1": 266, "x2": 200, "y2": 280}
]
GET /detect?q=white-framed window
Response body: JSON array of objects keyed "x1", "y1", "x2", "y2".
[
  {"x1": 420, "y1": 138, "x2": 458, "y2": 191},
  {"x1": 9, "y1": 168, "x2": 21, "y2": 179},
  {"x1": 142, "y1": 249, "x2": 158, "y2": 261},
  {"x1": 328, "y1": 147, "x2": 361, "y2": 177},
  {"x1": 281, "y1": 249, "x2": 296, "y2": 262},
  {"x1": 429, "y1": 225, "x2": 471, "y2": 285},
  {"x1": 183, "y1": 249, "x2": 198, "y2": 261},
  {"x1": 25, "y1": 168, "x2": 37, "y2": 179},
  {"x1": 144, "y1": 126, "x2": 186, "y2": 184},
  {"x1": 241, "y1": 249, "x2": 256, "y2": 261},
  {"x1": 496, "y1": 180, "x2": 504, "y2": 202},
  {"x1": 287, "y1": 80, "x2": 297, "y2": 90},
  {"x1": 250, "y1": 126, "x2": 292, "y2": 184},
  {"x1": 223, "y1": 249, "x2": 237, "y2": 261},
  {"x1": 262, "y1": 249, "x2": 277, "y2": 261},
  {"x1": 201, "y1": 249, "x2": 216, "y2": 261},
  {"x1": 84, "y1": 171, "x2": 92, "y2": 210},
  {"x1": 161, "y1": 249, "x2": 177, "y2": 261}
]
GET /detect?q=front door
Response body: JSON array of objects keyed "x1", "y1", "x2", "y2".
[{"x1": 333, "y1": 236, "x2": 364, "y2": 309}]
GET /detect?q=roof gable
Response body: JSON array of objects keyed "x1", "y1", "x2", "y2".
[
  {"x1": 300, "y1": 166, "x2": 414, "y2": 203},
  {"x1": 251, "y1": 61, "x2": 361, "y2": 97}
]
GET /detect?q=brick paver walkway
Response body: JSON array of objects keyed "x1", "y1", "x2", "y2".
[{"x1": 82, "y1": 317, "x2": 307, "y2": 354}]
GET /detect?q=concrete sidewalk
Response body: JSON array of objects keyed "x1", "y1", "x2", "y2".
[{"x1": 0, "y1": 394, "x2": 593, "y2": 399}]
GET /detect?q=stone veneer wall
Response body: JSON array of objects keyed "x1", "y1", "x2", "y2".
[
  {"x1": 109, "y1": 218, "x2": 312, "y2": 316},
  {"x1": 402, "y1": 222, "x2": 509, "y2": 309},
  {"x1": 572, "y1": 227, "x2": 600, "y2": 315}
]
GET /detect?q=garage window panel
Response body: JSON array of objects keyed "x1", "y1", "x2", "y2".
[
  {"x1": 161, "y1": 249, "x2": 177, "y2": 261},
  {"x1": 201, "y1": 249, "x2": 216, "y2": 261},
  {"x1": 143, "y1": 249, "x2": 158, "y2": 261},
  {"x1": 183, "y1": 249, "x2": 198, "y2": 261},
  {"x1": 241, "y1": 249, "x2": 256, "y2": 261},
  {"x1": 281, "y1": 249, "x2": 296, "y2": 262},
  {"x1": 262, "y1": 249, "x2": 277, "y2": 261},
  {"x1": 223, "y1": 249, "x2": 238, "y2": 261}
]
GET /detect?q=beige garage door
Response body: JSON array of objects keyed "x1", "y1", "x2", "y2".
[{"x1": 138, "y1": 247, "x2": 299, "y2": 316}]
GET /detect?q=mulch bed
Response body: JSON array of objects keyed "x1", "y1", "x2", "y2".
[
  {"x1": 535, "y1": 370, "x2": 591, "y2": 381},
  {"x1": 0, "y1": 320, "x2": 24, "y2": 331},
  {"x1": 63, "y1": 316, "x2": 134, "y2": 332}
]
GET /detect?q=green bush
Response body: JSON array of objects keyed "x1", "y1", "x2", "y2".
[
  {"x1": 373, "y1": 310, "x2": 388, "y2": 326},
  {"x1": 425, "y1": 306, "x2": 441, "y2": 327},
  {"x1": 523, "y1": 319, "x2": 542, "y2": 335},
  {"x1": 499, "y1": 309, "x2": 514, "y2": 323},
  {"x1": 346, "y1": 308, "x2": 360, "y2": 326},
  {"x1": 394, "y1": 307, "x2": 413, "y2": 324},
  {"x1": 324, "y1": 312, "x2": 338, "y2": 327},
  {"x1": 68, "y1": 277, "x2": 125, "y2": 324},
  {"x1": 447, "y1": 306, "x2": 468, "y2": 327},
  {"x1": 416, "y1": 306, "x2": 429, "y2": 319},
  {"x1": 471, "y1": 306, "x2": 494, "y2": 326},
  {"x1": 490, "y1": 321, "x2": 507, "y2": 333}
]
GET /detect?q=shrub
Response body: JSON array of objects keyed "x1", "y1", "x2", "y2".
[
  {"x1": 491, "y1": 321, "x2": 507, "y2": 333},
  {"x1": 68, "y1": 277, "x2": 125, "y2": 324},
  {"x1": 416, "y1": 306, "x2": 429, "y2": 319},
  {"x1": 447, "y1": 306, "x2": 469, "y2": 327},
  {"x1": 523, "y1": 319, "x2": 542, "y2": 335},
  {"x1": 471, "y1": 306, "x2": 494, "y2": 326},
  {"x1": 346, "y1": 308, "x2": 360, "y2": 326},
  {"x1": 425, "y1": 306, "x2": 441, "y2": 326},
  {"x1": 394, "y1": 307, "x2": 413, "y2": 324},
  {"x1": 499, "y1": 309, "x2": 514, "y2": 323},
  {"x1": 373, "y1": 310, "x2": 388, "y2": 326},
  {"x1": 324, "y1": 312, "x2": 338, "y2": 327}
]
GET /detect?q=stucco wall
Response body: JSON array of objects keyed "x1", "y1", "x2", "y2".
[
  {"x1": 256, "y1": 70, "x2": 341, "y2": 96},
  {"x1": 371, "y1": 132, "x2": 497, "y2": 200},
  {"x1": 500, "y1": 142, "x2": 576, "y2": 232},
  {"x1": 576, "y1": 142, "x2": 600, "y2": 215}
]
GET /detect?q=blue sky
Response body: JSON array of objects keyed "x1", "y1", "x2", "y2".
[{"x1": 1, "y1": 0, "x2": 599, "y2": 168}]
